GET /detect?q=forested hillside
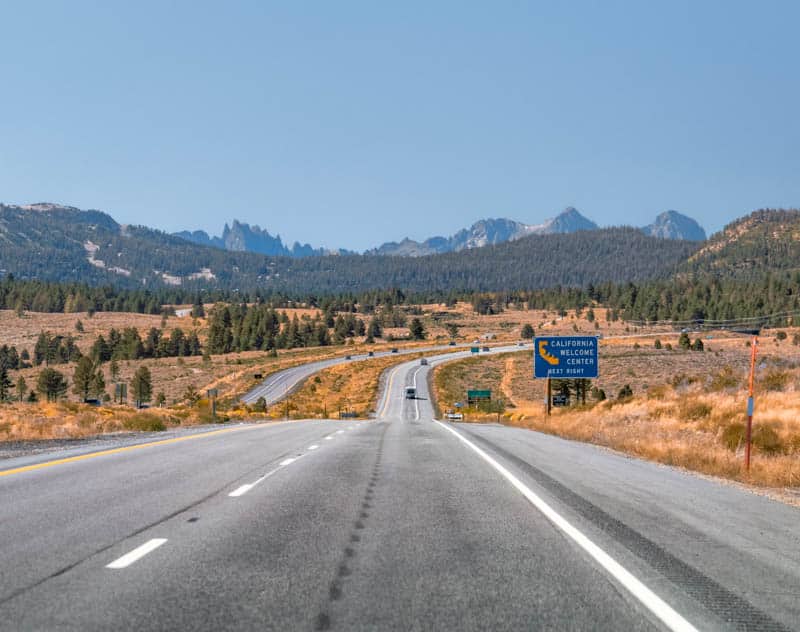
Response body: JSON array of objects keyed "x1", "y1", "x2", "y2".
[
  {"x1": 0, "y1": 204, "x2": 277, "y2": 289},
  {"x1": 0, "y1": 204, "x2": 697, "y2": 293},
  {"x1": 266, "y1": 228, "x2": 697, "y2": 293},
  {"x1": 684, "y1": 209, "x2": 800, "y2": 277}
]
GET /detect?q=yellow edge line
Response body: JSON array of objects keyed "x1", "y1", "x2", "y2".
[{"x1": 0, "y1": 423, "x2": 272, "y2": 478}]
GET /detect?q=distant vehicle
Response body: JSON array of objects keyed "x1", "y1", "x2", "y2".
[
  {"x1": 405, "y1": 386, "x2": 416, "y2": 399},
  {"x1": 446, "y1": 412, "x2": 464, "y2": 420},
  {"x1": 253, "y1": 373, "x2": 263, "y2": 380},
  {"x1": 517, "y1": 342, "x2": 525, "y2": 347},
  {"x1": 391, "y1": 348, "x2": 399, "y2": 353},
  {"x1": 470, "y1": 347, "x2": 480, "y2": 354},
  {"x1": 420, "y1": 358, "x2": 428, "y2": 365},
  {"x1": 345, "y1": 355, "x2": 352, "y2": 360},
  {"x1": 448, "y1": 341, "x2": 456, "y2": 346},
  {"x1": 367, "y1": 351, "x2": 374, "y2": 357},
  {"x1": 482, "y1": 346, "x2": 490, "y2": 352}
]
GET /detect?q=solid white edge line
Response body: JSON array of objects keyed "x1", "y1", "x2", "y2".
[
  {"x1": 280, "y1": 457, "x2": 297, "y2": 466},
  {"x1": 308, "y1": 445, "x2": 319, "y2": 450},
  {"x1": 106, "y1": 538, "x2": 167, "y2": 569},
  {"x1": 434, "y1": 421, "x2": 698, "y2": 632}
]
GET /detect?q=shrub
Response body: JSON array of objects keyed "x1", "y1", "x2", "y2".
[
  {"x1": 721, "y1": 422, "x2": 783, "y2": 455},
  {"x1": 654, "y1": 339, "x2": 662, "y2": 349},
  {"x1": 776, "y1": 330, "x2": 788, "y2": 341},
  {"x1": 646, "y1": 384, "x2": 669, "y2": 400},
  {"x1": 721, "y1": 422, "x2": 745, "y2": 451},
  {"x1": 617, "y1": 384, "x2": 633, "y2": 400},
  {"x1": 785, "y1": 434, "x2": 800, "y2": 455},
  {"x1": 761, "y1": 370, "x2": 790, "y2": 392},
  {"x1": 709, "y1": 366, "x2": 740, "y2": 391},
  {"x1": 679, "y1": 400, "x2": 712, "y2": 421},
  {"x1": 591, "y1": 387, "x2": 606, "y2": 401},
  {"x1": 670, "y1": 373, "x2": 688, "y2": 388},
  {"x1": 752, "y1": 425, "x2": 782, "y2": 454},
  {"x1": 76, "y1": 413, "x2": 98, "y2": 429},
  {"x1": 123, "y1": 413, "x2": 166, "y2": 432}
]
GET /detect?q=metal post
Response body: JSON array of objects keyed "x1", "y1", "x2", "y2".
[
  {"x1": 745, "y1": 336, "x2": 758, "y2": 472},
  {"x1": 546, "y1": 376, "x2": 552, "y2": 416}
]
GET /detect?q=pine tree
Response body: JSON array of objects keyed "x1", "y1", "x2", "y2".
[
  {"x1": 37, "y1": 368, "x2": 68, "y2": 402},
  {"x1": 109, "y1": 358, "x2": 120, "y2": 382},
  {"x1": 16, "y1": 376, "x2": 27, "y2": 402},
  {"x1": 409, "y1": 318, "x2": 426, "y2": 340},
  {"x1": 131, "y1": 366, "x2": 152, "y2": 408},
  {"x1": 73, "y1": 357, "x2": 99, "y2": 402},
  {"x1": 0, "y1": 367, "x2": 12, "y2": 402}
]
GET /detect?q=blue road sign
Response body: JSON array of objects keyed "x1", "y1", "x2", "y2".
[{"x1": 534, "y1": 336, "x2": 599, "y2": 378}]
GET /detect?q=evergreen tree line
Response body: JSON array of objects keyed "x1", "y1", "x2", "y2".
[{"x1": 90, "y1": 327, "x2": 202, "y2": 362}]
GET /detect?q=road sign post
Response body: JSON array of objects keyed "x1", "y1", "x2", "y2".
[
  {"x1": 535, "y1": 336, "x2": 599, "y2": 415},
  {"x1": 467, "y1": 390, "x2": 491, "y2": 406},
  {"x1": 546, "y1": 376, "x2": 551, "y2": 416},
  {"x1": 534, "y1": 336, "x2": 599, "y2": 379}
]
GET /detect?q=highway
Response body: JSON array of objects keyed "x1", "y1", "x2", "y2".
[
  {"x1": 0, "y1": 351, "x2": 798, "y2": 630},
  {"x1": 240, "y1": 343, "x2": 476, "y2": 405}
]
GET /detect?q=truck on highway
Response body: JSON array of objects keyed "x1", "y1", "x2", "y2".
[{"x1": 405, "y1": 386, "x2": 416, "y2": 399}]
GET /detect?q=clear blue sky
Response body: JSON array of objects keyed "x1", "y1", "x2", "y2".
[{"x1": 1, "y1": 1, "x2": 798, "y2": 251}]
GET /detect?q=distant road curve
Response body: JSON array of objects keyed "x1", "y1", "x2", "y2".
[{"x1": 240, "y1": 343, "x2": 517, "y2": 405}]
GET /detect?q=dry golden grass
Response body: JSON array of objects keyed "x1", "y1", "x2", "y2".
[
  {"x1": 432, "y1": 340, "x2": 800, "y2": 488},
  {"x1": 6, "y1": 301, "x2": 800, "y2": 449},
  {"x1": 0, "y1": 400, "x2": 245, "y2": 442},
  {"x1": 0, "y1": 308, "x2": 196, "y2": 354}
]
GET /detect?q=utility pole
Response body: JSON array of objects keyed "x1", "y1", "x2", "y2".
[{"x1": 745, "y1": 336, "x2": 758, "y2": 472}]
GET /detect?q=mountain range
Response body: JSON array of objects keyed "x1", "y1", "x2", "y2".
[
  {"x1": 172, "y1": 207, "x2": 706, "y2": 258},
  {"x1": 5, "y1": 201, "x2": 794, "y2": 298},
  {"x1": 174, "y1": 220, "x2": 349, "y2": 258}
]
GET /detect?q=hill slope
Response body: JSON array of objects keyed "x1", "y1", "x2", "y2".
[
  {"x1": 0, "y1": 203, "x2": 280, "y2": 289},
  {"x1": 0, "y1": 203, "x2": 699, "y2": 294},
  {"x1": 264, "y1": 227, "x2": 699, "y2": 294},
  {"x1": 684, "y1": 208, "x2": 800, "y2": 277}
]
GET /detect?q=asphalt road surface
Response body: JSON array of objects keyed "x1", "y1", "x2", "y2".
[
  {"x1": 1, "y1": 350, "x2": 798, "y2": 630},
  {"x1": 240, "y1": 342, "x2": 480, "y2": 405}
]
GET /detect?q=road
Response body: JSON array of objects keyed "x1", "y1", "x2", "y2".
[
  {"x1": 240, "y1": 343, "x2": 477, "y2": 405},
  {"x1": 0, "y1": 351, "x2": 798, "y2": 630}
]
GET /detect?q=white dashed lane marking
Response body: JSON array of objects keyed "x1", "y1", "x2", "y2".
[{"x1": 106, "y1": 539, "x2": 167, "y2": 569}]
